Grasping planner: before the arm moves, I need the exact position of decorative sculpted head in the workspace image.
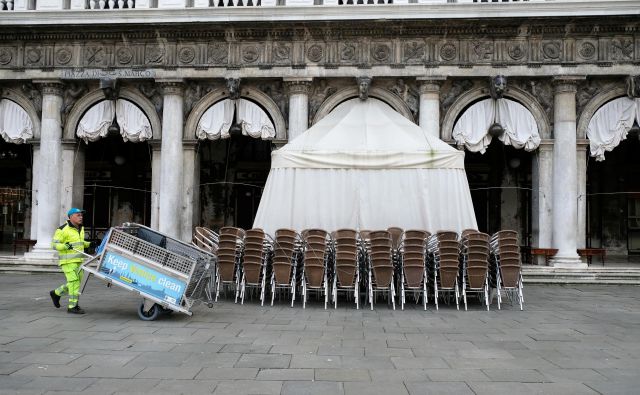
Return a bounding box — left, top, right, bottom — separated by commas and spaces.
356, 76, 371, 101
226, 78, 241, 100
490, 75, 507, 99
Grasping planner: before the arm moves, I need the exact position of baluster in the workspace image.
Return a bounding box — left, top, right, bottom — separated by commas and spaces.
90, 0, 96, 7
1, 0, 7, 10
108, 0, 115, 7
7, 0, 14, 10
99, 0, 105, 8
118, 0, 124, 7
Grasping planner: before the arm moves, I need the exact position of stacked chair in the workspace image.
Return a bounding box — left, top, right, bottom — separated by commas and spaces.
215, 227, 245, 303
490, 230, 524, 310
270, 229, 302, 306
331, 229, 361, 309
301, 229, 331, 309
367, 230, 396, 310
398, 230, 430, 310
239, 228, 273, 306
429, 231, 461, 310
460, 230, 491, 311
192, 226, 219, 254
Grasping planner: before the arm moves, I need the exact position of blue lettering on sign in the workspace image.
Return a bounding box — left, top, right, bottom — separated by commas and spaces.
100, 251, 186, 306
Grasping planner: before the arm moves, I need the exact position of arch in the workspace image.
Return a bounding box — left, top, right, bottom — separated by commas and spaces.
0, 88, 41, 141
185, 86, 287, 141
313, 86, 414, 125
577, 86, 627, 140
442, 86, 551, 141
64, 87, 161, 141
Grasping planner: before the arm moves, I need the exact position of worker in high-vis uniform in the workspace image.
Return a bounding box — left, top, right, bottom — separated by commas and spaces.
49, 208, 91, 314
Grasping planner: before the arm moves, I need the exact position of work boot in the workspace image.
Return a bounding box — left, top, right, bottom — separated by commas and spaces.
67, 306, 86, 314
49, 290, 61, 308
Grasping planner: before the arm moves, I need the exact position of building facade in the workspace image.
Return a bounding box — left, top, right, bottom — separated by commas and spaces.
0, 0, 639, 267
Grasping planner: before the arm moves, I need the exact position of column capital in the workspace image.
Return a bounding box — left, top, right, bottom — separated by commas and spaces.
35, 80, 64, 97
552, 76, 585, 94
157, 80, 185, 96
284, 78, 313, 95
417, 76, 446, 93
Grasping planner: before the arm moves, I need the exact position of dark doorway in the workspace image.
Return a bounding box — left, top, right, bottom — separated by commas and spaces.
0, 140, 32, 252
82, 136, 152, 241
199, 134, 272, 231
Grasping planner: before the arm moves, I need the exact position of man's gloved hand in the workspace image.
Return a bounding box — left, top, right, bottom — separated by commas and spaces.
65, 242, 73, 250
90, 240, 99, 249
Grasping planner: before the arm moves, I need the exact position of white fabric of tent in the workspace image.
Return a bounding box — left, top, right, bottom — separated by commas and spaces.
253, 98, 478, 236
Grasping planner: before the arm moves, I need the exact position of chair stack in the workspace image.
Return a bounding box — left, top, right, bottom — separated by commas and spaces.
239, 228, 272, 306
301, 229, 331, 309
399, 230, 430, 310
429, 231, 461, 310
215, 227, 245, 303
331, 229, 361, 309
270, 229, 301, 307
192, 226, 219, 255
460, 230, 491, 311
490, 230, 524, 310
367, 230, 395, 310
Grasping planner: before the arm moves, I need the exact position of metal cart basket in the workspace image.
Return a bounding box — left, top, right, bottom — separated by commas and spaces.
81, 223, 216, 320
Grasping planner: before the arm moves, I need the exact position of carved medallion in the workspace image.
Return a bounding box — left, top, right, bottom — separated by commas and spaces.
610, 38, 633, 60
178, 46, 196, 64
84, 45, 105, 66
439, 43, 457, 61
542, 41, 561, 60
340, 42, 357, 62
403, 42, 425, 62
145, 45, 165, 64
578, 42, 596, 60
507, 42, 526, 61
207, 43, 228, 64
273, 43, 291, 62
307, 44, 323, 62
116, 47, 133, 65
242, 45, 260, 63
55, 48, 72, 65
371, 43, 391, 62
25, 47, 42, 66
0, 48, 13, 65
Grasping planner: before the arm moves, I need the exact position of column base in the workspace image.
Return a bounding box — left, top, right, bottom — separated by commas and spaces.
550, 255, 588, 269
24, 247, 58, 266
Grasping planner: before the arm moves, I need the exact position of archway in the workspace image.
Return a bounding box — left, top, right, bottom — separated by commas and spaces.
71, 94, 155, 240
194, 96, 277, 231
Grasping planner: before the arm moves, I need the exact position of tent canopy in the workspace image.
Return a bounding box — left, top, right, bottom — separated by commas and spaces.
253, 98, 477, 235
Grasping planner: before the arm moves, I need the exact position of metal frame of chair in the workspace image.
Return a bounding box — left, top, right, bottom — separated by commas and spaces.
398, 230, 430, 310
239, 228, 273, 306
429, 231, 461, 310
270, 229, 302, 307
366, 230, 396, 310
331, 229, 361, 310
460, 231, 490, 311
490, 230, 524, 310
215, 227, 245, 303
301, 229, 331, 309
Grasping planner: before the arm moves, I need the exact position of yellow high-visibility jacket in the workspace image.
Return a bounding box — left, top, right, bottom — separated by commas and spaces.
51, 221, 90, 266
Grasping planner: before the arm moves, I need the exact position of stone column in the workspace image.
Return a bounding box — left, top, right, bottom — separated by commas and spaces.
180, 140, 198, 243
28, 142, 40, 240
550, 77, 585, 268
417, 77, 445, 138
60, 140, 85, 224
25, 82, 64, 262
149, 140, 162, 231
284, 78, 312, 142
531, 140, 554, 265
158, 81, 185, 239
576, 138, 589, 250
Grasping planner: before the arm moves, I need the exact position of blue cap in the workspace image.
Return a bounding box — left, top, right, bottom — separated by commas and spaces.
67, 208, 86, 217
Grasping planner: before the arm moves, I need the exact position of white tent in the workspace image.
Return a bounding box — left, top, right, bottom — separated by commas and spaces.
253, 98, 477, 235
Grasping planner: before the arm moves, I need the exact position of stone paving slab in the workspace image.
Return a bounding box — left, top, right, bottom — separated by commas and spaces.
1, 274, 640, 394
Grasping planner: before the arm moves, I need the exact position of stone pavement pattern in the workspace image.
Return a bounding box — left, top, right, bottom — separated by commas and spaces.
0, 274, 639, 395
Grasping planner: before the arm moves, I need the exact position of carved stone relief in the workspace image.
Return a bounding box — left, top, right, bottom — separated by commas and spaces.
226, 78, 241, 100
339, 42, 358, 63
0, 47, 15, 66
308, 79, 337, 124
241, 44, 261, 64
441, 79, 474, 118
385, 78, 418, 119
137, 82, 163, 116
24, 46, 44, 67
576, 79, 611, 120
402, 41, 426, 64
541, 40, 562, 61
257, 81, 287, 124
439, 42, 457, 62
610, 38, 634, 61
306, 43, 324, 63
471, 40, 494, 62
273, 42, 292, 63
207, 43, 229, 65
115, 46, 134, 65
20, 83, 42, 116
577, 40, 597, 61
184, 80, 215, 118
371, 43, 392, 63
145, 44, 166, 64
62, 82, 88, 125
84, 45, 108, 67
178, 46, 197, 65
356, 76, 371, 101
512, 79, 553, 124
507, 42, 527, 62
627, 75, 640, 98
55, 47, 73, 66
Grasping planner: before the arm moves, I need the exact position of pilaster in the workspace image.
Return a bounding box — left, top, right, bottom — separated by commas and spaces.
284, 78, 312, 142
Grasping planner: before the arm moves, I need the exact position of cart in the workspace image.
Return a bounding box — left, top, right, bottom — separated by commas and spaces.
80, 223, 216, 321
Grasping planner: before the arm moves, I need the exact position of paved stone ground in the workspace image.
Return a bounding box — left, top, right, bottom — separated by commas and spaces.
0, 274, 639, 395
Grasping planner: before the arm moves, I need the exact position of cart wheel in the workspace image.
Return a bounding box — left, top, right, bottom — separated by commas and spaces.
137, 303, 160, 321
159, 306, 173, 315
207, 303, 214, 308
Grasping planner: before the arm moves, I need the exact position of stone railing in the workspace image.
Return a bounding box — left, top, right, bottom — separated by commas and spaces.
0, 0, 556, 10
